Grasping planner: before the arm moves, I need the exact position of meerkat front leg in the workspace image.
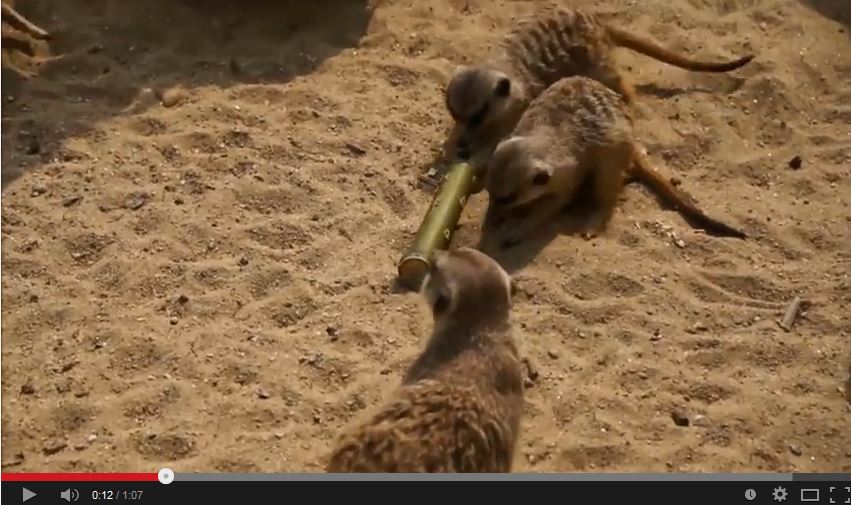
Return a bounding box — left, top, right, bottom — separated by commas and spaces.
495, 194, 569, 249
582, 142, 631, 239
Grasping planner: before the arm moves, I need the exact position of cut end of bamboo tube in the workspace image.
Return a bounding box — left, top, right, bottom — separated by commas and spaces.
397, 252, 430, 292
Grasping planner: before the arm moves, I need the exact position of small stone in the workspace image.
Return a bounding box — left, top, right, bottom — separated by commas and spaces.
169, 316, 179, 325
174, 197, 184, 205
257, 388, 271, 400
547, 349, 559, 359
650, 329, 663, 342
238, 256, 249, 266
788, 155, 803, 170
344, 142, 367, 156
176, 294, 189, 304
31, 186, 47, 197
522, 357, 539, 387
87, 434, 98, 443
62, 195, 82, 207
692, 414, 710, 427
124, 191, 149, 210
326, 326, 338, 339
43, 441, 68, 455
671, 411, 690, 427
25, 136, 40, 155
20, 382, 35, 395
160, 87, 188, 108
675, 239, 686, 248
789, 444, 802, 456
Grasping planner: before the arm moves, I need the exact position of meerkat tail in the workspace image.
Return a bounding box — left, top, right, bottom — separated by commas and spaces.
1, 3, 50, 40
630, 148, 747, 239
605, 26, 753, 73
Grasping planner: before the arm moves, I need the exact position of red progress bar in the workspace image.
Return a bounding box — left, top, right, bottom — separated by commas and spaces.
2, 473, 159, 482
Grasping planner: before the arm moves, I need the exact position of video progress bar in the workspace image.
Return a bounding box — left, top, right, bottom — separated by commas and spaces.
171, 473, 849, 482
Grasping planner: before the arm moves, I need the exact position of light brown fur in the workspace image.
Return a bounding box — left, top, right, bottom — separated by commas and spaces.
326, 247, 523, 473
444, 6, 754, 189
484, 76, 746, 247
1, 3, 50, 57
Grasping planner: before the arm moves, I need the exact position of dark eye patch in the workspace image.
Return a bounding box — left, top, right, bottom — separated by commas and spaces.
467, 103, 489, 128
494, 191, 518, 205
433, 293, 451, 315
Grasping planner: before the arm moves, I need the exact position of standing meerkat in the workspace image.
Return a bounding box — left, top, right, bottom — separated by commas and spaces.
326, 247, 524, 473
444, 6, 754, 187
483, 76, 746, 246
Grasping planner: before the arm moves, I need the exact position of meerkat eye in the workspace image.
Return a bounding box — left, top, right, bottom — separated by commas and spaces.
494, 77, 511, 97
532, 171, 550, 186
433, 293, 451, 315
467, 103, 490, 128
495, 191, 517, 205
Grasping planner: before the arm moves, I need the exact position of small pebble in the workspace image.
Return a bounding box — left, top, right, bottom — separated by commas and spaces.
169, 316, 179, 325
43, 441, 68, 455
238, 256, 249, 266
62, 195, 82, 207
671, 411, 690, 427
20, 383, 35, 395
692, 415, 710, 427
257, 388, 271, 400
547, 349, 559, 360
160, 87, 188, 108
788, 155, 803, 170
124, 191, 149, 210
176, 294, 189, 304
789, 444, 802, 456
31, 186, 47, 197
675, 239, 686, 248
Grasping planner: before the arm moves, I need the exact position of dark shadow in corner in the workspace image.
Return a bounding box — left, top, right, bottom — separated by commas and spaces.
476, 177, 600, 275
798, 0, 851, 32
1, 0, 373, 190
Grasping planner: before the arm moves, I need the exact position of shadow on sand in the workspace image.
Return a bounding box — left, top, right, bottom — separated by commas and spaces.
1, 0, 373, 190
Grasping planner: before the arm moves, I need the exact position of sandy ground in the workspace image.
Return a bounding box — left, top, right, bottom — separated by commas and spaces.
1, 0, 849, 473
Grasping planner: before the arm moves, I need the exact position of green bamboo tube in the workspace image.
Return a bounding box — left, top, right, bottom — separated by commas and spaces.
397, 161, 477, 290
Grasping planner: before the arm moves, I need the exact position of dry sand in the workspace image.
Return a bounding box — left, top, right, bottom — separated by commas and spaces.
1, 0, 849, 473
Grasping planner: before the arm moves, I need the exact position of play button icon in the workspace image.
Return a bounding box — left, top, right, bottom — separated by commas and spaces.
22, 487, 36, 502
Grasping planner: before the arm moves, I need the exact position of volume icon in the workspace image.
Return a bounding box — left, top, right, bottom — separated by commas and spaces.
60, 488, 80, 502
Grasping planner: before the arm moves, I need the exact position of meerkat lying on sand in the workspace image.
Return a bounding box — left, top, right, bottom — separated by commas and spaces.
483, 76, 746, 247
444, 6, 753, 189
326, 247, 524, 473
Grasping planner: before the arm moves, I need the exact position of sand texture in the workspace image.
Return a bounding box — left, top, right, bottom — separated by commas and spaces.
1, 0, 849, 472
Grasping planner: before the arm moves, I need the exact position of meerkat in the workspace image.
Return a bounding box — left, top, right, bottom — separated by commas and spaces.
326, 247, 523, 473
483, 76, 746, 246
444, 6, 754, 187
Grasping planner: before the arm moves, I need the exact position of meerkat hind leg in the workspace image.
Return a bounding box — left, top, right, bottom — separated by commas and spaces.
590, 63, 636, 104
583, 143, 631, 239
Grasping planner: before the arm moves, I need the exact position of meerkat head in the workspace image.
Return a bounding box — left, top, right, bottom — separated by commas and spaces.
420, 247, 513, 330
446, 66, 519, 149
486, 135, 562, 209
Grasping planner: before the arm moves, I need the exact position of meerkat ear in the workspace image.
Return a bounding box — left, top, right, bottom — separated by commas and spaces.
494, 77, 511, 97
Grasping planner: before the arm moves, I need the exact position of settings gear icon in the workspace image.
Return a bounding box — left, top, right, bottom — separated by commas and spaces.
772, 486, 788, 502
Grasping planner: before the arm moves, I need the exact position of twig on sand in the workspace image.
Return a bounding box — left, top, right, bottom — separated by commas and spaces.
778, 296, 803, 332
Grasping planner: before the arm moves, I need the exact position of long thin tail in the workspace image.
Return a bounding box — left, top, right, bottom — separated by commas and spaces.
630, 148, 747, 239
606, 25, 753, 73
